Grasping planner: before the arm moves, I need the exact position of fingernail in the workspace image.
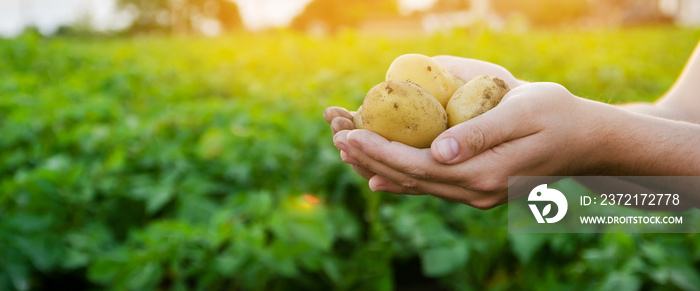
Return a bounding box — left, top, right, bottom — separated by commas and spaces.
370, 182, 386, 192
436, 138, 459, 161
372, 186, 386, 192
369, 176, 386, 192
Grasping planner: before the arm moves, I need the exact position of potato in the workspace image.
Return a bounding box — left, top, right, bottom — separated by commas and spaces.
353, 106, 364, 129
361, 80, 448, 148
446, 75, 509, 127
385, 54, 455, 107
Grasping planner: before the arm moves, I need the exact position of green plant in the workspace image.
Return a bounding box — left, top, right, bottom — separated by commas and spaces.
1, 27, 699, 290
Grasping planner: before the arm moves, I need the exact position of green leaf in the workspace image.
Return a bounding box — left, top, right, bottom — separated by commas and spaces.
669, 265, 700, 291
215, 254, 245, 276
3, 262, 30, 291
601, 272, 641, 291
88, 250, 129, 284
420, 239, 469, 277
330, 206, 360, 241
196, 128, 227, 160
62, 249, 91, 270
126, 262, 162, 290
146, 186, 173, 214
281, 217, 333, 250
322, 258, 342, 285
13, 236, 59, 272
509, 233, 547, 264
270, 206, 335, 251
641, 242, 668, 265
5, 214, 52, 232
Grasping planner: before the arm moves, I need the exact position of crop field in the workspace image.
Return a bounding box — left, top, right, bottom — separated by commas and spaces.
1, 27, 700, 290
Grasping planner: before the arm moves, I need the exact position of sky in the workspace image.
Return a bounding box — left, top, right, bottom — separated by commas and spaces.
0, 0, 437, 37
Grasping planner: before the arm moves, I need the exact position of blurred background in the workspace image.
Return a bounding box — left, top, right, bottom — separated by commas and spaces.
1, 0, 700, 290
2, 0, 700, 36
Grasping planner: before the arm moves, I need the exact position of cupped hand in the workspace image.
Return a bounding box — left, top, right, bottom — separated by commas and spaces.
323, 56, 526, 131
323, 106, 376, 179
323, 56, 528, 182
331, 82, 615, 209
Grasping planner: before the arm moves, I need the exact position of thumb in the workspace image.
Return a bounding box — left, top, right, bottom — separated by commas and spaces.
430, 96, 535, 164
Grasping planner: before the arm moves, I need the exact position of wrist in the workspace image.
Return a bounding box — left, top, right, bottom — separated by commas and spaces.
575, 100, 626, 175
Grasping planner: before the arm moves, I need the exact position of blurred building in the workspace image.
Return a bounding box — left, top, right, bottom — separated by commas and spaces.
352, 0, 700, 35
584, 0, 700, 27
660, 0, 700, 26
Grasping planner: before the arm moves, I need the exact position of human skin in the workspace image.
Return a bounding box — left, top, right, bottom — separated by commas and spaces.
619, 41, 700, 123
324, 45, 700, 209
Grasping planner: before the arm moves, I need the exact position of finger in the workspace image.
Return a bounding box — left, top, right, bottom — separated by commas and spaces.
331, 116, 354, 135
340, 150, 359, 165
341, 132, 507, 209
333, 130, 351, 151
340, 119, 510, 192
341, 132, 432, 195
340, 150, 375, 179
368, 175, 506, 210
352, 165, 375, 180
430, 92, 540, 164
339, 109, 522, 195
324, 107, 353, 124
344, 129, 464, 183
368, 175, 423, 195
342, 131, 484, 203
448, 128, 560, 194
336, 131, 375, 179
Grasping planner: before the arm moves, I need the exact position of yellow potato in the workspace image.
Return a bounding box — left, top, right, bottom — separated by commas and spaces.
361, 80, 448, 148
446, 75, 509, 127
353, 106, 364, 129
385, 54, 455, 107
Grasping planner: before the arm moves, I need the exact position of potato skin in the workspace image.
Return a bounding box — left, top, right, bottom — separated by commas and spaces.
385, 54, 455, 108
446, 75, 509, 127
361, 80, 448, 148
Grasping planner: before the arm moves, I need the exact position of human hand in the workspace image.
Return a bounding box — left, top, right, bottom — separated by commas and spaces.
323, 56, 527, 180
323, 106, 377, 179
323, 56, 526, 133
332, 82, 616, 209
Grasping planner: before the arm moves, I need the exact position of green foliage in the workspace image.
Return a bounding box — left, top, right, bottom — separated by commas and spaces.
1, 27, 699, 290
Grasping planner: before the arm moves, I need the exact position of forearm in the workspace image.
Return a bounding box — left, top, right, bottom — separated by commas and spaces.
620, 41, 700, 123
598, 106, 700, 176
618, 102, 696, 123
656, 40, 700, 121
578, 101, 700, 208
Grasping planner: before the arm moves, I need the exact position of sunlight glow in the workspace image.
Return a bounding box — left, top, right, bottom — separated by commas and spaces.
234, 0, 435, 30
234, 0, 311, 30
400, 0, 437, 14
